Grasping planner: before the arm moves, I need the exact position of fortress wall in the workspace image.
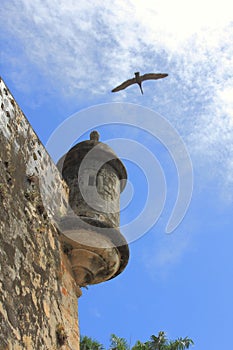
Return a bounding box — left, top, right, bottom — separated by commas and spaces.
0, 78, 80, 350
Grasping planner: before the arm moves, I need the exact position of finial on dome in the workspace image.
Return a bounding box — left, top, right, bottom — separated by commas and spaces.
90, 130, 100, 141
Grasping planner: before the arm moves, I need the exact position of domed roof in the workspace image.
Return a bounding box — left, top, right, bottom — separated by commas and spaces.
57, 131, 127, 191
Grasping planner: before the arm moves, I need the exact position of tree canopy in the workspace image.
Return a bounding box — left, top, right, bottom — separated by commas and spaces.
80, 332, 194, 350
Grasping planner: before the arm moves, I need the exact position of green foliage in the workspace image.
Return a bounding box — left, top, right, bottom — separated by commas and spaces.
131, 340, 149, 350
80, 335, 104, 350
80, 332, 194, 350
148, 331, 167, 349
167, 337, 194, 350
110, 334, 130, 350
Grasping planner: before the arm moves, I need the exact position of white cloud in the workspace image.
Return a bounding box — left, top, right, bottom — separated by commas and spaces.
2, 0, 232, 91
1, 0, 233, 190
142, 228, 192, 279
2, 1, 233, 275
89, 306, 101, 318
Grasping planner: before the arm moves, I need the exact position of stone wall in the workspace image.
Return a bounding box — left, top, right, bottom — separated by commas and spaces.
0, 78, 80, 349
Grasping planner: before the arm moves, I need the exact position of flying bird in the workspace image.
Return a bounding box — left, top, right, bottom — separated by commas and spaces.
111, 71, 168, 94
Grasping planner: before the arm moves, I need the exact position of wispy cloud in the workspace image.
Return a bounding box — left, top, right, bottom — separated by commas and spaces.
142, 228, 192, 279
2, 0, 232, 96
89, 306, 101, 319
1, 0, 233, 191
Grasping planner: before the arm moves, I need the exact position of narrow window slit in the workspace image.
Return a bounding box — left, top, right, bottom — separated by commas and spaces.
88, 175, 95, 186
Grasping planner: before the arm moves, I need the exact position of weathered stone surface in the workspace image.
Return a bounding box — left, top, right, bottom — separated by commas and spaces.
0, 78, 80, 349
57, 132, 129, 287
57, 137, 127, 228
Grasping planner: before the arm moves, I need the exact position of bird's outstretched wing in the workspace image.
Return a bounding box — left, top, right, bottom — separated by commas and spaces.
112, 77, 137, 92
140, 73, 168, 81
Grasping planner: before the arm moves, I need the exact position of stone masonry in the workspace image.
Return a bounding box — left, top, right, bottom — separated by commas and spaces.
0, 77, 80, 350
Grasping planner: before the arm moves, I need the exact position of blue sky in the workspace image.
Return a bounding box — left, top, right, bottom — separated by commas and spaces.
1, 1, 233, 349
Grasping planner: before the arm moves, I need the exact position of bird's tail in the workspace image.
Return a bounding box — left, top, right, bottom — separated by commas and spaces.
139, 83, 143, 94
